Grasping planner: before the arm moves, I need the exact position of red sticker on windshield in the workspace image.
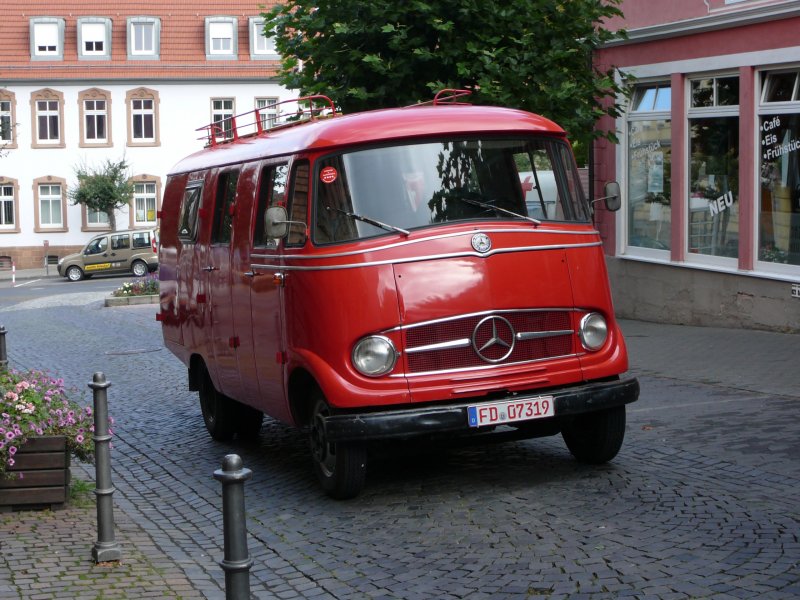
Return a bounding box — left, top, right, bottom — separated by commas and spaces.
320, 166, 338, 184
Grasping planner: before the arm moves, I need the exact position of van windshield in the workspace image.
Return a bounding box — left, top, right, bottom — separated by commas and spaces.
313, 136, 588, 244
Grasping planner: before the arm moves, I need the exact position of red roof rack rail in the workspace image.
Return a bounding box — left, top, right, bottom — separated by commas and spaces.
196, 94, 338, 147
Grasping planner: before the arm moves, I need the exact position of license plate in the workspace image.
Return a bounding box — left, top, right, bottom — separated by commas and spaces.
467, 396, 555, 428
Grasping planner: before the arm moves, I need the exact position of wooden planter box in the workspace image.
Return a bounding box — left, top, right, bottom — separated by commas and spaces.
0, 436, 70, 512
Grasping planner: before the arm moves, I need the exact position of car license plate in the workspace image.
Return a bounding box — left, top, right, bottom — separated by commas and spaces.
467, 396, 555, 428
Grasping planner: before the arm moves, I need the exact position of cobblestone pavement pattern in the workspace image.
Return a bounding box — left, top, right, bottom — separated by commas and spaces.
0, 286, 798, 599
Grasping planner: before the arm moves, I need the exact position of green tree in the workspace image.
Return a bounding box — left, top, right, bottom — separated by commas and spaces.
264, 0, 630, 162
69, 158, 134, 232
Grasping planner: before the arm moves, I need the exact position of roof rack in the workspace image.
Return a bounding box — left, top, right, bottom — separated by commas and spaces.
197, 94, 338, 147
410, 88, 473, 108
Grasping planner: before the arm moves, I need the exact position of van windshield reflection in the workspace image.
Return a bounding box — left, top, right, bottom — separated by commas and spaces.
313, 137, 587, 244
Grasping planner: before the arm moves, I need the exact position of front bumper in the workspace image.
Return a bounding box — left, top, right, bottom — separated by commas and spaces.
321, 377, 639, 443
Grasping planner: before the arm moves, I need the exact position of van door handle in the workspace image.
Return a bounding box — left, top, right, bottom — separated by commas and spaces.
202, 266, 218, 272
244, 271, 260, 278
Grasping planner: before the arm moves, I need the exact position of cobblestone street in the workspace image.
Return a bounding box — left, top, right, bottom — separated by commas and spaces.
0, 291, 798, 599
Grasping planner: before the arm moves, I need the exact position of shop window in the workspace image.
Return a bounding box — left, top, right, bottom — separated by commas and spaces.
758, 70, 800, 267
127, 17, 160, 59
688, 75, 740, 259
627, 84, 672, 251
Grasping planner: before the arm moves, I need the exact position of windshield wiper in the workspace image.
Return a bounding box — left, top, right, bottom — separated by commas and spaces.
325, 205, 410, 236
454, 195, 541, 226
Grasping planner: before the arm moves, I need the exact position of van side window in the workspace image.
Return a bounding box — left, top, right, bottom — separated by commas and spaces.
111, 234, 130, 250
211, 170, 239, 244
132, 231, 151, 248
286, 160, 309, 246
253, 163, 289, 248
178, 184, 202, 242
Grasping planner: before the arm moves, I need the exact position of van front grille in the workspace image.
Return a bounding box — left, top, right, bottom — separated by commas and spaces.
403, 310, 575, 374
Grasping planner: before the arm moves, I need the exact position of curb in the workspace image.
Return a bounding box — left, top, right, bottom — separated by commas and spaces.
104, 295, 159, 307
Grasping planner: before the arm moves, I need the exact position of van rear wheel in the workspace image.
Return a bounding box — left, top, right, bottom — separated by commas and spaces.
131, 260, 148, 277
309, 393, 366, 500
199, 370, 237, 441
561, 405, 626, 464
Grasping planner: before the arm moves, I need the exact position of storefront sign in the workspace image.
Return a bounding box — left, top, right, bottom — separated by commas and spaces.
709, 191, 734, 217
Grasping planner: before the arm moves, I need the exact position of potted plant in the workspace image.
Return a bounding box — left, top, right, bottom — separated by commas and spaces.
0, 369, 99, 510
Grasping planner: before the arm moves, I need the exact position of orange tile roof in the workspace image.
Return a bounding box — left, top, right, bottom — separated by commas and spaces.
1, 1, 283, 80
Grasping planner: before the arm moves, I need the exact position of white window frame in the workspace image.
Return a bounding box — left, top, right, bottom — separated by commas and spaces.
0, 184, 15, 229
131, 98, 155, 143
77, 18, 112, 60
255, 97, 280, 129
211, 98, 235, 141
83, 98, 108, 143
133, 181, 158, 226
0, 99, 13, 144
87, 207, 110, 226
249, 17, 278, 60
127, 17, 160, 60
30, 18, 65, 60
205, 17, 238, 60
38, 184, 63, 228
35, 99, 61, 144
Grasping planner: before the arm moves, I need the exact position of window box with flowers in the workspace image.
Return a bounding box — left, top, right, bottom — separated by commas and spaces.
0, 369, 97, 511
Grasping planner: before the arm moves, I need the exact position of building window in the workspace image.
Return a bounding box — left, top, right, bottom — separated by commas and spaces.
0, 92, 17, 148
212, 98, 235, 141
30, 18, 64, 60
255, 97, 279, 130
78, 89, 112, 147
126, 88, 160, 146
132, 178, 159, 227
30, 89, 65, 148
688, 76, 740, 260
0, 179, 19, 232
758, 70, 800, 267
33, 177, 67, 232
249, 17, 278, 59
87, 208, 110, 226
627, 83, 672, 252
78, 18, 112, 60
127, 17, 160, 59
205, 17, 238, 59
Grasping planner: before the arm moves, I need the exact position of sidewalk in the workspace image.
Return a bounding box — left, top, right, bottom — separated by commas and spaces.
0, 267, 59, 282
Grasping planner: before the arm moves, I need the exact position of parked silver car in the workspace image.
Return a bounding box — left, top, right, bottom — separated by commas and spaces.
57, 228, 159, 282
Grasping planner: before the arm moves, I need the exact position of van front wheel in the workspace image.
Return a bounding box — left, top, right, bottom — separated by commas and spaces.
309, 394, 366, 500
66, 266, 84, 282
199, 370, 237, 441
561, 405, 626, 464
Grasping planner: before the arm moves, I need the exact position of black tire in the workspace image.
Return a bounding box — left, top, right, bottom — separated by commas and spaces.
198, 369, 237, 441
561, 405, 626, 464
131, 260, 148, 277
234, 403, 264, 440
66, 266, 84, 282
308, 393, 366, 500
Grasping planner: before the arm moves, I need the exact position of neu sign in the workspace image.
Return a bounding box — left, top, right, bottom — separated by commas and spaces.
709, 191, 734, 216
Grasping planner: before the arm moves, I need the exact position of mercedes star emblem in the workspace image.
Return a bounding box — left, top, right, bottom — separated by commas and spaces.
472, 315, 515, 363
471, 233, 492, 254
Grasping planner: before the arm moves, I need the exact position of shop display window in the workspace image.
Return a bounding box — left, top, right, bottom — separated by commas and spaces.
759, 70, 800, 266
627, 84, 671, 251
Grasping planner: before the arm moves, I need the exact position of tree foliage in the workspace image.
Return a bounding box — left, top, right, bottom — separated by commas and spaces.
69, 158, 134, 231
264, 0, 630, 158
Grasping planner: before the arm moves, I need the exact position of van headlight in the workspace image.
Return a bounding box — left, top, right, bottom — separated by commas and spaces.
579, 313, 608, 351
352, 335, 398, 377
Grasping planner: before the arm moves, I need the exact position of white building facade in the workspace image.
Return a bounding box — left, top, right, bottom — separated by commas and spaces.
1, 2, 289, 269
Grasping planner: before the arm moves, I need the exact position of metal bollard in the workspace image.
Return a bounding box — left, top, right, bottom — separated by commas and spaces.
89, 372, 122, 563
0, 325, 7, 370
213, 454, 253, 600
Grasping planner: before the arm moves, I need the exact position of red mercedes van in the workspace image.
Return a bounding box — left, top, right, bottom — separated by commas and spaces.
159, 92, 638, 498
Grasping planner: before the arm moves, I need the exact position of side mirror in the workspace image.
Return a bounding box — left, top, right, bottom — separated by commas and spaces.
603, 181, 621, 212
265, 206, 290, 239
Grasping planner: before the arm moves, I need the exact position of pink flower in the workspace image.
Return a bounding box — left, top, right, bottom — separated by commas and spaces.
7, 458, 14, 467
76, 434, 84, 444
8, 446, 17, 456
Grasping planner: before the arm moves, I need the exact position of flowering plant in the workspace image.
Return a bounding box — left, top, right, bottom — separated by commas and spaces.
0, 369, 97, 479
112, 272, 159, 297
